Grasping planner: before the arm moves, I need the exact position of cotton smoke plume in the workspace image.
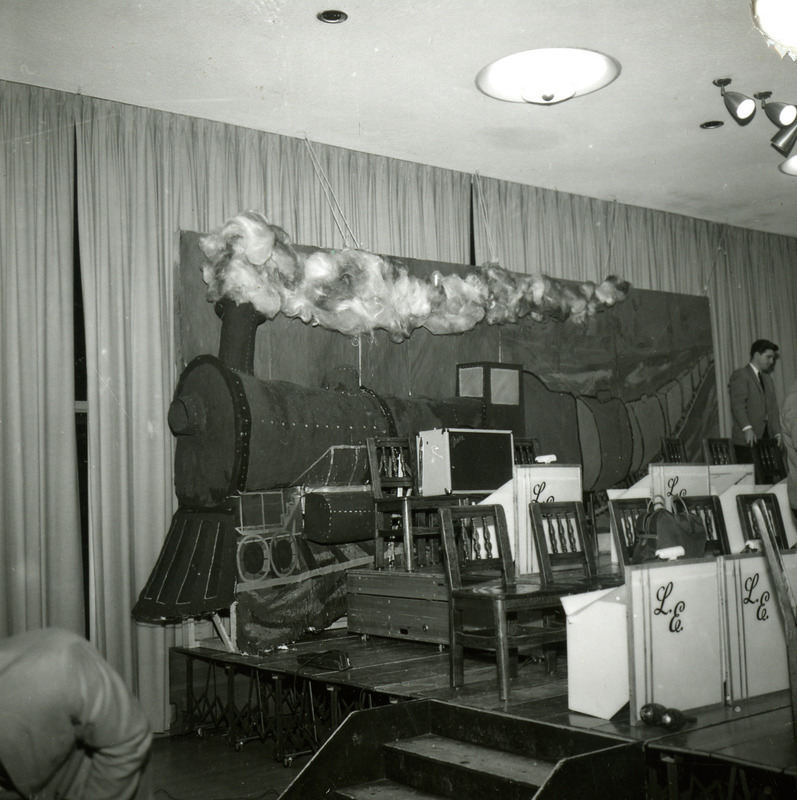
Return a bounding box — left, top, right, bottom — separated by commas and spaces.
199, 211, 630, 342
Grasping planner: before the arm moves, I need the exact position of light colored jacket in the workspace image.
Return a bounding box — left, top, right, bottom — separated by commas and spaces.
0, 629, 152, 800
781, 380, 797, 510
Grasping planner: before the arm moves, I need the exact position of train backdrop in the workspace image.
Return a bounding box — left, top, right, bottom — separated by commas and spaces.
133, 214, 718, 655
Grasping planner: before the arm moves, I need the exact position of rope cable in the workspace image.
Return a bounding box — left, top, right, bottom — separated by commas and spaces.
473, 172, 498, 265
303, 137, 361, 249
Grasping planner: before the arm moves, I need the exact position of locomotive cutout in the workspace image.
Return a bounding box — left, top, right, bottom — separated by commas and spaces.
134, 214, 717, 656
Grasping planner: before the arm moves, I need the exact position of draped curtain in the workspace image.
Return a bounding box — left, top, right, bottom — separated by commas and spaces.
2, 79, 796, 732
72, 96, 470, 729
472, 175, 797, 435
0, 82, 84, 637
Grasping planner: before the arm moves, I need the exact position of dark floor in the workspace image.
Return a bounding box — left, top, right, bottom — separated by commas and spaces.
150, 730, 310, 800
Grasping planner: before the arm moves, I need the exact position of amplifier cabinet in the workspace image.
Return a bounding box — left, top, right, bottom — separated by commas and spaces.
346, 569, 494, 644
417, 428, 513, 496
626, 559, 723, 724
347, 569, 451, 644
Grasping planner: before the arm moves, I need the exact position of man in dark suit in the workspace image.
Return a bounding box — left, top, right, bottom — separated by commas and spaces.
728, 338, 782, 463
0, 628, 152, 800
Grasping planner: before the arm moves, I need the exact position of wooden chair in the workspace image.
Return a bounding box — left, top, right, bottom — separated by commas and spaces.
366, 436, 460, 571
438, 504, 566, 701
678, 495, 730, 557
752, 438, 787, 485
703, 437, 735, 466
736, 493, 789, 550
607, 497, 650, 576
529, 500, 621, 590
660, 436, 687, 463
513, 437, 538, 465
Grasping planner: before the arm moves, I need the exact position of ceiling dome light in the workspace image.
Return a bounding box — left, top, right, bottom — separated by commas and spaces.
753, 0, 797, 60
476, 48, 620, 105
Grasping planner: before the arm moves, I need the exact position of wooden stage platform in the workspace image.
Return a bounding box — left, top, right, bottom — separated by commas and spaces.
169, 627, 797, 799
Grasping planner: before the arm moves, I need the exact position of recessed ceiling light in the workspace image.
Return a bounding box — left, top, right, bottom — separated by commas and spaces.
317, 10, 347, 24
476, 48, 621, 105
700, 120, 725, 129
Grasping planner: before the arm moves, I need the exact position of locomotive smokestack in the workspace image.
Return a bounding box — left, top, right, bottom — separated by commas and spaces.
215, 298, 266, 375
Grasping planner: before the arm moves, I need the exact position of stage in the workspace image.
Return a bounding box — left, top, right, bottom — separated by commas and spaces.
169, 625, 797, 799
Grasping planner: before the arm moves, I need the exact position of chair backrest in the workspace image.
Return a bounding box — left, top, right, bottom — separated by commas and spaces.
752, 438, 787, 484
703, 437, 735, 466
513, 438, 538, 465
366, 437, 415, 500
438, 504, 514, 591
736, 493, 788, 549
678, 494, 730, 556
529, 501, 597, 588
661, 436, 687, 463
607, 497, 650, 570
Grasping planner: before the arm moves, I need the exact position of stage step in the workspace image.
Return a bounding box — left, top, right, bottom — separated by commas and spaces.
383, 733, 554, 799
279, 698, 644, 800
335, 778, 444, 799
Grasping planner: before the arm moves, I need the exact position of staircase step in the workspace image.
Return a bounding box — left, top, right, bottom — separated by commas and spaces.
384, 733, 555, 799
335, 778, 446, 799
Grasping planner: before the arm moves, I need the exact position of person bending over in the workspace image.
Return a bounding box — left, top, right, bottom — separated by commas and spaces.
0, 628, 152, 799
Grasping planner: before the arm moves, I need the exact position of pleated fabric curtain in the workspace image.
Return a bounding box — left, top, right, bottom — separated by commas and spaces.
8, 79, 796, 732
471, 174, 797, 436
0, 82, 84, 637
73, 97, 471, 730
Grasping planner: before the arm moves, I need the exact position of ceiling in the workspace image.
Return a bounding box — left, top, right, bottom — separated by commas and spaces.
4, 0, 797, 237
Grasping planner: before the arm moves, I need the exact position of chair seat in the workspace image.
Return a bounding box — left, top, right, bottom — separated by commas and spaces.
458, 624, 566, 649
374, 494, 463, 512
452, 581, 562, 600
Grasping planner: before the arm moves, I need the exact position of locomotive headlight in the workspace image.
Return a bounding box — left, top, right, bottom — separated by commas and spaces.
168, 394, 207, 435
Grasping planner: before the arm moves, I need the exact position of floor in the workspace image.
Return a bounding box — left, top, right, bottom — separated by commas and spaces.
150, 730, 309, 800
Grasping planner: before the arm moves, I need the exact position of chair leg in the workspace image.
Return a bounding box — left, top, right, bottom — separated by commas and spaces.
509, 647, 519, 679
544, 647, 558, 674
493, 597, 511, 701
449, 604, 464, 688
374, 514, 385, 569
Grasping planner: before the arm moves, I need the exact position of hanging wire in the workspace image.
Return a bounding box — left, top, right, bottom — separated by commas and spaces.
303, 137, 362, 249
602, 199, 618, 279
473, 172, 498, 265
702, 226, 728, 295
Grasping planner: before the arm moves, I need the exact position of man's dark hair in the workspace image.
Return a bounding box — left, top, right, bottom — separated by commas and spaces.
750, 339, 779, 358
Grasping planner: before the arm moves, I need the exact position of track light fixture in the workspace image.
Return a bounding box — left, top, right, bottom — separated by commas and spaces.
754, 90, 797, 127
706, 77, 797, 176
714, 78, 756, 124
771, 119, 797, 155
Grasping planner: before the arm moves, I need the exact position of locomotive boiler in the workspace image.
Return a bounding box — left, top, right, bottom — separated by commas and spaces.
133, 299, 516, 649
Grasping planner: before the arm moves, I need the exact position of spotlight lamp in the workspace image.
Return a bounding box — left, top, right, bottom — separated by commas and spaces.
714, 78, 756, 124
779, 152, 797, 175
771, 118, 797, 155
754, 90, 797, 127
